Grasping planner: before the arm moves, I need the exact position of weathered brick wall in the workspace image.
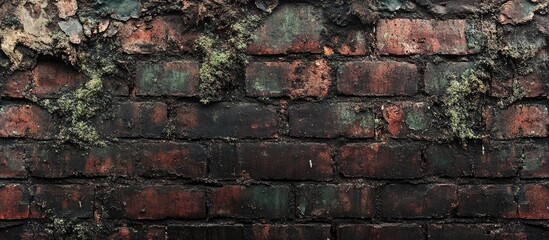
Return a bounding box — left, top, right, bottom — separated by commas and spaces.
1, 0, 549, 239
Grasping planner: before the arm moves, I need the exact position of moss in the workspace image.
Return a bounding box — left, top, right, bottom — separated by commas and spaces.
44, 218, 95, 240
442, 69, 487, 143
497, 79, 526, 108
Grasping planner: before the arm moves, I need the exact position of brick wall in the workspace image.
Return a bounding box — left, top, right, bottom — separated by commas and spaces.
1, 0, 549, 239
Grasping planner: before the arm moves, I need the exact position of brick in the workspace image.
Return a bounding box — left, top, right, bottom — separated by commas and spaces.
137, 142, 207, 178
382, 102, 443, 139
519, 184, 549, 219
339, 143, 423, 179
30, 185, 94, 218
247, 4, 324, 55
338, 224, 424, 240
424, 62, 474, 95
0, 105, 55, 139
175, 103, 277, 139
331, 30, 367, 55
484, 104, 548, 139
29, 144, 134, 178
425, 144, 474, 177
524, 225, 549, 239
252, 224, 331, 240
428, 224, 505, 240
474, 143, 520, 178
95, 102, 168, 138
104, 186, 205, 220
499, 0, 539, 25
382, 184, 457, 218
337, 61, 418, 96
210, 142, 332, 181
376, 19, 471, 55
521, 143, 549, 178
30, 61, 86, 97
104, 225, 165, 240
245, 59, 331, 98
0, 184, 30, 220
211, 185, 291, 219
289, 103, 375, 138
457, 185, 518, 218
0, 225, 26, 240
1, 70, 31, 98
0, 145, 27, 178
415, 0, 496, 14
167, 225, 244, 240
119, 15, 198, 54
491, 73, 549, 99
135, 61, 199, 96
296, 184, 375, 218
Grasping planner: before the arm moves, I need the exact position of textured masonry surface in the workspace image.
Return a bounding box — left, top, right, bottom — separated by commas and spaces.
1, 0, 549, 239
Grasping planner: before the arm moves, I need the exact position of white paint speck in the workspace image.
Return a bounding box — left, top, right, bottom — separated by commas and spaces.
309, 160, 313, 168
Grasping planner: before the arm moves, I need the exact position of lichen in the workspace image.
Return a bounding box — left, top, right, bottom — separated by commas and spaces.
442, 69, 487, 143
497, 78, 526, 108
44, 218, 95, 240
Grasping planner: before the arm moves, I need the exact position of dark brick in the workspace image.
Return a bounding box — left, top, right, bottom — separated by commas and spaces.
337, 61, 418, 96
95, 102, 168, 138
0, 105, 55, 139
137, 142, 207, 178
104, 186, 205, 220
30, 185, 94, 218
167, 225, 244, 240
1, 70, 31, 98
484, 104, 549, 139
245, 60, 331, 98
0, 224, 26, 240
338, 224, 424, 240
382, 102, 444, 139
457, 185, 518, 218
30, 144, 134, 178
211, 185, 291, 219
424, 62, 474, 95
289, 103, 375, 138
499, 0, 540, 24
0, 184, 30, 220
210, 142, 332, 181
519, 184, 549, 219
415, 0, 497, 14
0, 145, 27, 178
119, 15, 197, 54
135, 61, 199, 96
104, 225, 166, 240
425, 144, 474, 177
175, 103, 278, 139
339, 143, 423, 179
428, 224, 504, 240
473, 143, 520, 178
376, 19, 471, 55
296, 184, 375, 218
521, 143, 549, 179
331, 30, 367, 55
382, 184, 458, 218
30, 61, 86, 97
252, 224, 331, 240
247, 4, 324, 55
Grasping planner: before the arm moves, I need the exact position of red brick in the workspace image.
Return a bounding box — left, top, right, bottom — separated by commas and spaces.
491, 70, 549, 98
175, 103, 277, 139
424, 62, 474, 95
245, 59, 331, 98
289, 103, 375, 138
376, 19, 471, 55
1, 71, 31, 98
104, 225, 166, 240
457, 185, 518, 218
104, 186, 205, 220
137, 142, 207, 178
211, 185, 291, 219
382, 184, 458, 218
247, 4, 324, 55
30, 61, 86, 97
210, 142, 332, 181
95, 102, 168, 138
0, 105, 55, 139
339, 143, 423, 179
499, 0, 539, 25
338, 224, 424, 240
0, 184, 30, 220
521, 143, 549, 178
30, 185, 94, 218
382, 102, 443, 139
119, 15, 198, 54
428, 224, 509, 240
252, 224, 331, 240
135, 60, 200, 96
484, 104, 548, 139
474, 143, 520, 178
0, 145, 27, 178
297, 184, 375, 218
519, 184, 549, 219
29, 144, 134, 178
424, 144, 475, 177
331, 30, 367, 55
167, 225, 244, 240
338, 61, 418, 96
